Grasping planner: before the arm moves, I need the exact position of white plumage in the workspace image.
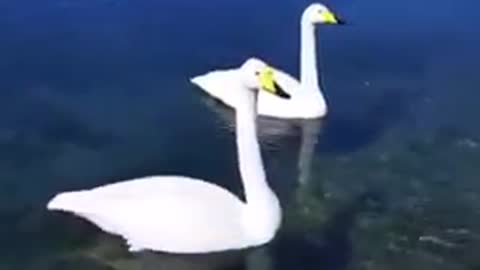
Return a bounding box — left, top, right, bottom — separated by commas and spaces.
47, 58, 284, 254
191, 3, 343, 119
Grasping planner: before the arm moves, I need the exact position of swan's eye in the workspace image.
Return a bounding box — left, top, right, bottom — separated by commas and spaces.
255, 71, 260, 76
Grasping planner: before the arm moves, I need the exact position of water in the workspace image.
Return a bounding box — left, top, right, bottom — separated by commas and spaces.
1, 0, 480, 269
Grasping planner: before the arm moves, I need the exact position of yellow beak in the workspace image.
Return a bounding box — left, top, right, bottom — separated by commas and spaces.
258, 66, 276, 94
257, 66, 291, 99
322, 11, 338, 24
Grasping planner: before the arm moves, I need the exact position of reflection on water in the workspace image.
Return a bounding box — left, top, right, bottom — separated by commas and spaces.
30, 176, 381, 270
200, 93, 324, 200
273, 190, 384, 270
62, 234, 251, 270
199, 88, 480, 270
35, 187, 382, 270
297, 120, 322, 185
197, 95, 381, 270
3, 80, 479, 270
1, 0, 480, 269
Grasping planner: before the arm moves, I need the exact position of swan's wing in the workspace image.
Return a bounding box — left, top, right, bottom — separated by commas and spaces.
256, 67, 302, 118
191, 69, 244, 109
47, 175, 248, 253
271, 67, 300, 94
190, 64, 301, 118
191, 64, 299, 108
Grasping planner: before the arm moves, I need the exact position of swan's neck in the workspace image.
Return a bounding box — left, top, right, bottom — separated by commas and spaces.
300, 21, 319, 92
235, 90, 272, 205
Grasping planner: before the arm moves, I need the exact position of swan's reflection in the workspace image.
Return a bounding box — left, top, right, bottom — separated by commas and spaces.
58, 191, 381, 270
59, 232, 270, 270
199, 93, 326, 217
297, 119, 322, 185
200, 94, 323, 187
195, 95, 384, 270
200, 94, 300, 141
49, 96, 382, 270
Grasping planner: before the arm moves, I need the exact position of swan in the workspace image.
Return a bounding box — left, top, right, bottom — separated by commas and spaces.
191, 3, 343, 119
46, 58, 288, 254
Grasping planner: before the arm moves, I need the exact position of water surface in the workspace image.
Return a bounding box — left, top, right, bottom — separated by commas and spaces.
1, 0, 480, 269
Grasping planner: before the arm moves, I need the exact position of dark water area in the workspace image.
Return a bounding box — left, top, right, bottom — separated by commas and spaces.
1, 0, 480, 269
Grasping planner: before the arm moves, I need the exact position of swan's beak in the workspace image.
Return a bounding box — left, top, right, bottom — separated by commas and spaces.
258, 67, 291, 99
322, 10, 345, 25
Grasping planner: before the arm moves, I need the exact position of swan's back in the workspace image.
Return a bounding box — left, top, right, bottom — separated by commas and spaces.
257, 67, 327, 118
47, 176, 250, 253
191, 69, 247, 109
257, 68, 300, 117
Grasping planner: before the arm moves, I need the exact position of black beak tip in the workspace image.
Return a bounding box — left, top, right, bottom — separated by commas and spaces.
274, 82, 291, 99
337, 18, 346, 25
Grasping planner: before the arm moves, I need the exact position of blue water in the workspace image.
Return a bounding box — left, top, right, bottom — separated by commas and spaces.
1, 0, 480, 269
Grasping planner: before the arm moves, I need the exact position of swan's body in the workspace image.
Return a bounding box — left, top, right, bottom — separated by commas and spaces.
47, 59, 285, 254
49, 176, 253, 252
191, 3, 342, 119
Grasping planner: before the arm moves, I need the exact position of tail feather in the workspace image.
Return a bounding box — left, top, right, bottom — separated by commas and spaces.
190, 75, 207, 89
47, 191, 121, 235
47, 191, 91, 213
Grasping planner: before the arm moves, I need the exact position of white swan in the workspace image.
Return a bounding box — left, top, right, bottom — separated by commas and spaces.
47, 58, 288, 254
191, 3, 343, 119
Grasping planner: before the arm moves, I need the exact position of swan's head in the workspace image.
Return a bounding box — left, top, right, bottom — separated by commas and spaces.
302, 3, 344, 25
240, 58, 290, 99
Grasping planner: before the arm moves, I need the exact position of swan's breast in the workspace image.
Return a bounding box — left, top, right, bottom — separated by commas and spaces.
242, 193, 282, 246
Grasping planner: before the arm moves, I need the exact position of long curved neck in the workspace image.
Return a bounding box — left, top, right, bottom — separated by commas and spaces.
235, 90, 271, 205
300, 20, 319, 92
